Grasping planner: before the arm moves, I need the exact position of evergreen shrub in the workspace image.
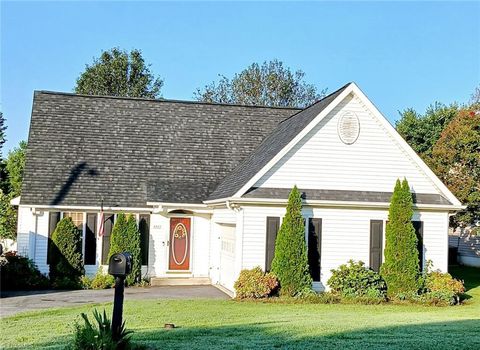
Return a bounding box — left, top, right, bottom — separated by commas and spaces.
380, 179, 420, 296
108, 214, 141, 285
271, 186, 312, 296
49, 217, 84, 288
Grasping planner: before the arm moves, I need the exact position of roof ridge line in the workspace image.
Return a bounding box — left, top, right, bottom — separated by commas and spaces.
34, 90, 303, 111
278, 82, 353, 124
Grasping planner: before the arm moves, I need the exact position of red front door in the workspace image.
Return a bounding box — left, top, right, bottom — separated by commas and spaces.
169, 218, 191, 270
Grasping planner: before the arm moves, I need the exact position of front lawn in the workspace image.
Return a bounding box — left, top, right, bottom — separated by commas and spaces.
1, 266, 479, 349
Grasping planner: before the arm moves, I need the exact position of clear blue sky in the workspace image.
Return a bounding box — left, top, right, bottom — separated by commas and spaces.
1, 1, 479, 154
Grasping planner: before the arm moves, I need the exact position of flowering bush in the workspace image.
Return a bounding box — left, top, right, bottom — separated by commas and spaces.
234, 267, 278, 299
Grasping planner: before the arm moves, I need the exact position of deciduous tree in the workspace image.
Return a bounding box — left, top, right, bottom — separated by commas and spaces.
75, 48, 163, 98
0, 112, 6, 157
0, 141, 27, 240
430, 108, 480, 226
195, 59, 325, 108
396, 103, 458, 159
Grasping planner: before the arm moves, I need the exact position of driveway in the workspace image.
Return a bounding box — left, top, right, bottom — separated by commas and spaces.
0, 285, 229, 317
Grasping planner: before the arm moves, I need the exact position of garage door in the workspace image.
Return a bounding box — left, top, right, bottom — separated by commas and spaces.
219, 224, 236, 291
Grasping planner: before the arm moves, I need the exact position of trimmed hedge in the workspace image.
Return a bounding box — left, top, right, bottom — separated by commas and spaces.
108, 213, 141, 285
380, 179, 420, 296
271, 186, 312, 296
234, 267, 278, 299
49, 217, 84, 288
328, 260, 387, 299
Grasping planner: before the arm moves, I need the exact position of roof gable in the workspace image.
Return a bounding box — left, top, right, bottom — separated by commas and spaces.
207, 83, 461, 207
207, 83, 351, 200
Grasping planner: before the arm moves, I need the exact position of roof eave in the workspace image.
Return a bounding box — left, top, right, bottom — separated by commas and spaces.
205, 197, 465, 211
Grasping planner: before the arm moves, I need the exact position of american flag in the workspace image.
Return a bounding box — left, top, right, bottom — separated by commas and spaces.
98, 199, 105, 236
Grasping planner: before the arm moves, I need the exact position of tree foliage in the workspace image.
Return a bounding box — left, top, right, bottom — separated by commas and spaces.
195, 59, 325, 108
271, 186, 312, 296
380, 179, 420, 296
396, 103, 458, 159
108, 213, 141, 285
0, 111, 6, 157
75, 48, 163, 98
49, 217, 84, 288
0, 141, 27, 240
3, 140, 27, 196
430, 108, 480, 225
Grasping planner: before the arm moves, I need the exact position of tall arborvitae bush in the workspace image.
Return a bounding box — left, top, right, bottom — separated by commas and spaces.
380, 179, 420, 296
108, 213, 141, 285
271, 186, 312, 296
49, 217, 84, 288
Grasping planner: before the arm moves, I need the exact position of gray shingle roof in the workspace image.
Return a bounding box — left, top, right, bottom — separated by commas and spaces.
242, 187, 452, 206
207, 83, 352, 200
21, 92, 299, 207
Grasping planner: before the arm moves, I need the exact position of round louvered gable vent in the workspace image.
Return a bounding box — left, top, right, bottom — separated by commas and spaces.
337, 111, 360, 144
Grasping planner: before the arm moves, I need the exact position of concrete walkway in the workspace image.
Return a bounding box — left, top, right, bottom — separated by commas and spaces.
0, 285, 229, 317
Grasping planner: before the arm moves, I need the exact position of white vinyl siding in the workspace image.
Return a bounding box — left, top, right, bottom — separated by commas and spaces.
241, 205, 449, 291
254, 94, 440, 195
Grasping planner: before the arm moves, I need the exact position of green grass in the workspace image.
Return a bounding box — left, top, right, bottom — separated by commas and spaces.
1, 266, 479, 349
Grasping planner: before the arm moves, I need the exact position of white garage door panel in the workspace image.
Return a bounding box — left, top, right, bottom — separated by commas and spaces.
219, 224, 236, 291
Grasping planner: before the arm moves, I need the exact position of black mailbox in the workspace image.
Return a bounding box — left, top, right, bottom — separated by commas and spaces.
108, 252, 132, 277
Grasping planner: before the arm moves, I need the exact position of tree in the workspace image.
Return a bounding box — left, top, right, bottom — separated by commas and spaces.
0, 112, 6, 157
430, 108, 480, 227
3, 141, 27, 196
75, 48, 163, 98
396, 103, 459, 160
271, 186, 312, 296
380, 179, 420, 296
108, 213, 141, 285
0, 141, 27, 240
194, 59, 325, 108
49, 217, 84, 288
470, 85, 480, 107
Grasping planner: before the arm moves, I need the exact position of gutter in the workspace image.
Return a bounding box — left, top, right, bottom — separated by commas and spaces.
205, 197, 466, 212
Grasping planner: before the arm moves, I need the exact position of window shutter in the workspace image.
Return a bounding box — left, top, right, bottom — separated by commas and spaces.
101, 214, 115, 265
369, 220, 383, 272
139, 214, 150, 266
413, 221, 424, 271
85, 213, 97, 265
308, 218, 322, 282
265, 217, 280, 272
47, 212, 61, 264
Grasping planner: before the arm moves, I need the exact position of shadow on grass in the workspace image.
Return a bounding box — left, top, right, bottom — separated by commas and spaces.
16, 319, 480, 350
449, 265, 480, 300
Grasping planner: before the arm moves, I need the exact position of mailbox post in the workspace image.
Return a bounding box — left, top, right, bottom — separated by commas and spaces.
108, 252, 132, 340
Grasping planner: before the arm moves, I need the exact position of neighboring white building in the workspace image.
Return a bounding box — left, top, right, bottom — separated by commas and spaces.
16, 83, 463, 295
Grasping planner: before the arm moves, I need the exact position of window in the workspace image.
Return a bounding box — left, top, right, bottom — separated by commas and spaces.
64, 212, 84, 230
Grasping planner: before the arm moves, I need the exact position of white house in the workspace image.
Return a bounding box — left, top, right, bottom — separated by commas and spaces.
16, 83, 463, 295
